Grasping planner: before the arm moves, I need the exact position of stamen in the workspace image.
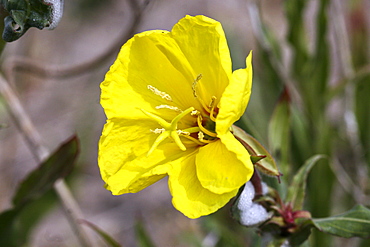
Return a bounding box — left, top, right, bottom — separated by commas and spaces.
198, 131, 205, 141
209, 96, 218, 122
191, 75, 213, 113
177, 130, 190, 135
209, 96, 217, 108
191, 110, 199, 116
150, 128, 165, 134
181, 134, 206, 145
147, 85, 173, 102
198, 136, 216, 144
156, 105, 182, 112
197, 115, 217, 137
192, 74, 203, 98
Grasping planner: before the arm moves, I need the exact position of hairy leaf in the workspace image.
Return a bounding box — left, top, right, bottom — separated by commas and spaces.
312, 205, 370, 238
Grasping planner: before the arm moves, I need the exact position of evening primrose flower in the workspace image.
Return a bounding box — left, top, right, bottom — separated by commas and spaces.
98, 15, 253, 219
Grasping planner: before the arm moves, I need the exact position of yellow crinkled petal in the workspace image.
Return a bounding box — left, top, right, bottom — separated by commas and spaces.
196, 132, 253, 194
216, 52, 253, 135
171, 15, 232, 103
101, 29, 202, 121
99, 119, 197, 195
168, 150, 238, 219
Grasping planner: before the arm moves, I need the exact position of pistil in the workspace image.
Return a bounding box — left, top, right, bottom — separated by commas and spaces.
141, 107, 195, 156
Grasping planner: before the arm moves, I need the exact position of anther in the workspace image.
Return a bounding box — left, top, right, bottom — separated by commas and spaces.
198, 131, 205, 141
177, 130, 190, 135
150, 128, 165, 134
156, 105, 182, 112
209, 96, 217, 108
192, 74, 203, 98
147, 85, 173, 101
191, 110, 200, 116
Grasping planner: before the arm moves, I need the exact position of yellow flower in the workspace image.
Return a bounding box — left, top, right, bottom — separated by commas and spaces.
98, 15, 253, 219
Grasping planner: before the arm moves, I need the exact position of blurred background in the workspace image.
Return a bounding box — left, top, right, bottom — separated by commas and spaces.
0, 0, 369, 246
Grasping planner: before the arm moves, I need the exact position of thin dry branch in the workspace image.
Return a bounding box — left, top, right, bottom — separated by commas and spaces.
2, 0, 148, 85
0, 73, 95, 247
0, 0, 150, 245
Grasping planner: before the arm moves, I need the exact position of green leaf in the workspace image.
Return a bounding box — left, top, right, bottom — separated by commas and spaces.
12, 135, 79, 208
135, 220, 156, 247
268, 88, 290, 178
1, 0, 64, 42
312, 205, 370, 238
355, 76, 370, 167
288, 221, 313, 246
285, 155, 326, 211
80, 220, 121, 247
0, 190, 57, 247
284, 0, 309, 77
0, 136, 77, 246
0, 209, 19, 247
232, 125, 280, 177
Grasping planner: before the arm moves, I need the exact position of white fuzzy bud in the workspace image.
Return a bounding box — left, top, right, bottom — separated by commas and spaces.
234, 182, 271, 227
44, 0, 64, 29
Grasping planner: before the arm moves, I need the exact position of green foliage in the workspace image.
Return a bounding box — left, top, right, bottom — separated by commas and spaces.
286, 155, 326, 211
12, 136, 78, 208
0, 136, 79, 247
0, 0, 63, 42
355, 76, 370, 166
135, 220, 156, 247
312, 205, 370, 238
81, 220, 121, 247
232, 125, 280, 177
268, 89, 291, 178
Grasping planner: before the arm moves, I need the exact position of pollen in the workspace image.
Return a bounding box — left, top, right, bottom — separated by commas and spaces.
177, 130, 190, 135
150, 128, 165, 134
147, 85, 173, 101
198, 131, 205, 141
191, 110, 200, 116
156, 105, 182, 112
192, 74, 203, 98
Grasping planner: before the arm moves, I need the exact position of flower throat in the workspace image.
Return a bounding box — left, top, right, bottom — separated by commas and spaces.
142, 75, 218, 156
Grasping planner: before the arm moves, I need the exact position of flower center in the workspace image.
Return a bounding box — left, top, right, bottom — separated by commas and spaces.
144, 82, 218, 156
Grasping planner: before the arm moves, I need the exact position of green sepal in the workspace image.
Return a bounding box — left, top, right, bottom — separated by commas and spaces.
251, 155, 266, 164
232, 125, 280, 177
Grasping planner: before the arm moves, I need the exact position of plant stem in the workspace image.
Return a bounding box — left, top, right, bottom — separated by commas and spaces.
0, 74, 95, 247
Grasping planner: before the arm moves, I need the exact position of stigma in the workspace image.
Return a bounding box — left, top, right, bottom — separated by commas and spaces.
141, 107, 195, 156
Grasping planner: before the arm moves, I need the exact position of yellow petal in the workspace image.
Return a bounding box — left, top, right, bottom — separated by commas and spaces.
99, 119, 197, 194
196, 132, 253, 194
216, 52, 253, 135
168, 150, 238, 218
171, 15, 232, 103
101, 29, 202, 121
